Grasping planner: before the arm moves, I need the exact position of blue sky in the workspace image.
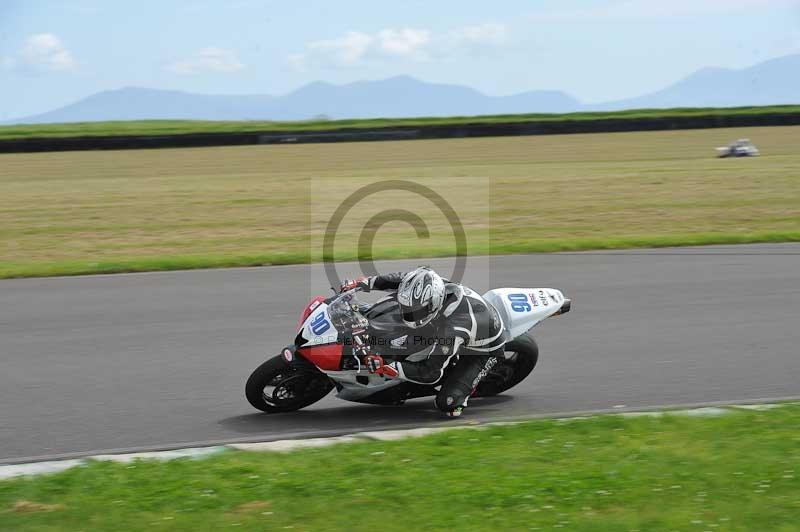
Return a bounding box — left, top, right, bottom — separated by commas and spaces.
1, 0, 798, 120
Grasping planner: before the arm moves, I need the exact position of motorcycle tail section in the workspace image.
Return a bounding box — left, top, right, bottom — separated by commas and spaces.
483, 288, 570, 340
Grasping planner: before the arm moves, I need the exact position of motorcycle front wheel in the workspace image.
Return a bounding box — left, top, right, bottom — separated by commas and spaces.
472, 334, 539, 397
245, 355, 334, 413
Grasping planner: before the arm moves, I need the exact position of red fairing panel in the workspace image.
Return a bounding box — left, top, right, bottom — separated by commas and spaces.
297, 344, 343, 371
297, 296, 327, 331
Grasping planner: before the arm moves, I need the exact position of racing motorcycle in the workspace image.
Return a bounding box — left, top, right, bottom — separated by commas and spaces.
246, 286, 571, 413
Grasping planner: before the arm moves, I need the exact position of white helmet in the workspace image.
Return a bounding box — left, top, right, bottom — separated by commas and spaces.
397, 267, 446, 328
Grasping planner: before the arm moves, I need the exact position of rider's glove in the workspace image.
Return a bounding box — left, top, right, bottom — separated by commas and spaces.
339, 276, 370, 293
365, 355, 399, 378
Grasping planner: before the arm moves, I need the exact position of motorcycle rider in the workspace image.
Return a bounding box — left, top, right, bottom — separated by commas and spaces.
340, 267, 505, 417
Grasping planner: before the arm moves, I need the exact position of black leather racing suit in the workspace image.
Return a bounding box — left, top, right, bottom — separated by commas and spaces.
363, 273, 506, 413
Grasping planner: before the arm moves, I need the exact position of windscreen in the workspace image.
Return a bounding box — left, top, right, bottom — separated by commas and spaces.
327, 291, 368, 334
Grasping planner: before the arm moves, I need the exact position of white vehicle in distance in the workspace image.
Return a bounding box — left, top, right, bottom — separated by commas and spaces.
717, 138, 760, 157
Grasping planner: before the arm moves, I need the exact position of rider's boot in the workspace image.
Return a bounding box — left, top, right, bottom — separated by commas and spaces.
445, 406, 464, 418
435, 353, 499, 417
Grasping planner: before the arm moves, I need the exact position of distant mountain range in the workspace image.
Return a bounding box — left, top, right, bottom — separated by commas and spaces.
595, 54, 800, 110
6, 54, 800, 124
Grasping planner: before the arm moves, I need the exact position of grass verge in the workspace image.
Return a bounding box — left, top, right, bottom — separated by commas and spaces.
1, 405, 799, 531
1, 230, 799, 279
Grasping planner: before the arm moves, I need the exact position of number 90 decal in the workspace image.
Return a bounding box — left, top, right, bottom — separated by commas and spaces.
507, 293, 531, 313
309, 312, 331, 335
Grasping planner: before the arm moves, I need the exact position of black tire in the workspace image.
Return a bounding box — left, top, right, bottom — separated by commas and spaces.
473, 334, 539, 397
245, 355, 334, 413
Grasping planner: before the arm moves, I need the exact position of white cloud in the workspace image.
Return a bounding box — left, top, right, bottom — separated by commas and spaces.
5, 33, 77, 72
306, 31, 374, 65
289, 23, 507, 70
285, 52, 307, 71
377, 28, 431, 57
447, 23, 508, 46
167, 47, 244, 75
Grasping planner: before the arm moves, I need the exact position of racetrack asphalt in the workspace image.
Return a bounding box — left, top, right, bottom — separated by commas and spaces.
1, 244, 799, 463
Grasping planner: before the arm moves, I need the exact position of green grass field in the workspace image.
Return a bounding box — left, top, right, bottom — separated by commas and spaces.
1, 125, 799, 278
1, 105, 799, 139
2, 405, 799, 531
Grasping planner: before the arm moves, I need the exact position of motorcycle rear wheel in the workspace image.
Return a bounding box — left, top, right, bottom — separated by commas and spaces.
472, 334, 539, 397
245, 355, 334, 413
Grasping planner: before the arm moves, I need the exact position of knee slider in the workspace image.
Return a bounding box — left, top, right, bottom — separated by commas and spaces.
435, 390, 468, 412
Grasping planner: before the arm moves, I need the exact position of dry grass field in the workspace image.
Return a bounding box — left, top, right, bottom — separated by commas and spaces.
1, 125, 798, 278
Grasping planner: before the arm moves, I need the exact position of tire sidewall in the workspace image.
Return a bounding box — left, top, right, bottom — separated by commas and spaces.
245, 355, 333, 413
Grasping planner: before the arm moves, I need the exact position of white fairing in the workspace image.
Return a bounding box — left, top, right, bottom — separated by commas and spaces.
300, 303, 339, 346
329, 372, 404, 400
482, 288, 566, 340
